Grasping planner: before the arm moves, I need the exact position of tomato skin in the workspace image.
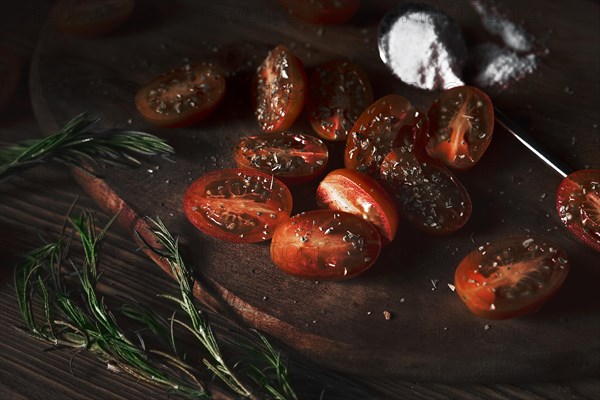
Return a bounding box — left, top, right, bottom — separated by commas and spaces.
556, 169, 600, 252
454, 235, 569, 320
344, 95, 427, 177
51, 0, 135, 37
426, 86, 494, 170
307, 60, 373, 141
0, 47, 21, 112
184, 169, 292, 243
253, 45, 307, 133
271, 210, 381, 280
316, 168, 398, 244
135, 63, 225, 128
234, 132, 328, 185
279, 0, 360, 24
380, 148, 471, 234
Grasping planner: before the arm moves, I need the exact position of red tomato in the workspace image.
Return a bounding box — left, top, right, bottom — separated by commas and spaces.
344, 95, 428, 176
270, 210, 381, 280
51, 0, 135, 36
253, 45, 306, 133
135, 63, 225, 128
0, 47, 21, 112
307, 60, 373, 141
426, 86, 494, 170
184, 169, 292, 243
316, 168, 398, 244
234, 132, 328, 185
556, 169, 600, 252
455, 235, 569, 319
380, 148, 471, 234
279, 0, 360, 24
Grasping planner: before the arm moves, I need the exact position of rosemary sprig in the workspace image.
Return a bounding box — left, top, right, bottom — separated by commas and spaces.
15, 210, 209, 398
144, 217, 298, 400
0, 113, 173, 182
15, 208, 299, 399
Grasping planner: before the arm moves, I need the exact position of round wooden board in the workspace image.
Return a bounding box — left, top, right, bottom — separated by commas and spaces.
30, 0, 600, 382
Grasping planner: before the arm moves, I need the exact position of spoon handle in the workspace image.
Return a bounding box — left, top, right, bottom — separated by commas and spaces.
493, 106, 573, 178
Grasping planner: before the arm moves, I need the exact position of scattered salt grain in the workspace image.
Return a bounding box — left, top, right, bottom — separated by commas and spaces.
471, 43, 538, 88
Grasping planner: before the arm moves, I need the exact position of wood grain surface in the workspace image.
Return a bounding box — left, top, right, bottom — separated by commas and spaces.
1, 0, 599, 398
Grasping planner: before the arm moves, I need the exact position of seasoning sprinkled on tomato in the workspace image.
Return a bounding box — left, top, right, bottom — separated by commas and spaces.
136, 63, 225, 128
184, 169, 292, 243
253, 45, 306, 133
455, 235, 569, 319
556, 169, 600, 252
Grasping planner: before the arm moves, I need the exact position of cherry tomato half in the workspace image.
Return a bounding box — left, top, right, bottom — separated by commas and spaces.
426, 86, 494, 170
307, 60, 373, 141
0, 47, 21, 112
345, 95, 427, 176
234, 132, 328, 185
253, 45, 307, 133
556, 169, 600, 252
135, 63, 225, 128
271, 210, 381, 280
184, 169, 292, 243
279, 0, 360, 25
51, 0, 135, 36
380, 148, 471, 234
316, 168, 398, 244
455, 235, 569, 319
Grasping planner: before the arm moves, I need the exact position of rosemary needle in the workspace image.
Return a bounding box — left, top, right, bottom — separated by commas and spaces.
0, 113, 174, 182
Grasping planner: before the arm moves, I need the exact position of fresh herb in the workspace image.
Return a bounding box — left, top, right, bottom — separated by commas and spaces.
0, 113, 173, 182
14, 207, 298, 399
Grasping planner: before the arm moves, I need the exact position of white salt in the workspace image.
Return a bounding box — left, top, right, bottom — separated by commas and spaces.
379, 9, 465, 90
472, 43, 538, 88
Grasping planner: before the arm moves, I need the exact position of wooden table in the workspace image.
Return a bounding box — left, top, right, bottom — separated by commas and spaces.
1, 1, 599, 399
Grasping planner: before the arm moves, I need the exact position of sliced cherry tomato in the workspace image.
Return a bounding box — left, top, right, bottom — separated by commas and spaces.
184, 169, 292, 243
426, 85, 494, 170
307, 60, 373, 141
234, 132, 328, 185
455, 235, 569, 319
380, 148, 471, 234
556, 169, 600, 252
135, 63, 225, 128
253, 45, 306, 133
270, 210, 381, 280
278, 0, 360, 24
51, 0, 135, 36
316, 168, 398, 244
344, 95, 428, 176
0, 47, 21, 112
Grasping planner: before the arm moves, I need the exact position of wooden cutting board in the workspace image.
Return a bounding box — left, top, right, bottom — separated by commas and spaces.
30, 0, 599, 382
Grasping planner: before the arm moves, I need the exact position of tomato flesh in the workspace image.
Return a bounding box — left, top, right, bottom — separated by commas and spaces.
426, 86, 494, 169
278, 0, 360, 24
345, 95, 427, 176
135, 63, 225, 128
307, 60, 373, 141
234, 132, 328, 185
253, 45, 306, 133
556, 169, 600, 252
0, 47, 21, 112
51, 0, 135, 36
316, 168, 398, 244
380, 148, 471, 234
271, 210, 381, 280
184, 169, 292, 243
455, 235, 569, 319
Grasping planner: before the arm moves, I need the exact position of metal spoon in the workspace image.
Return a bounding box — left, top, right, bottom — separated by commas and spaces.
377, 4, 573, 178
